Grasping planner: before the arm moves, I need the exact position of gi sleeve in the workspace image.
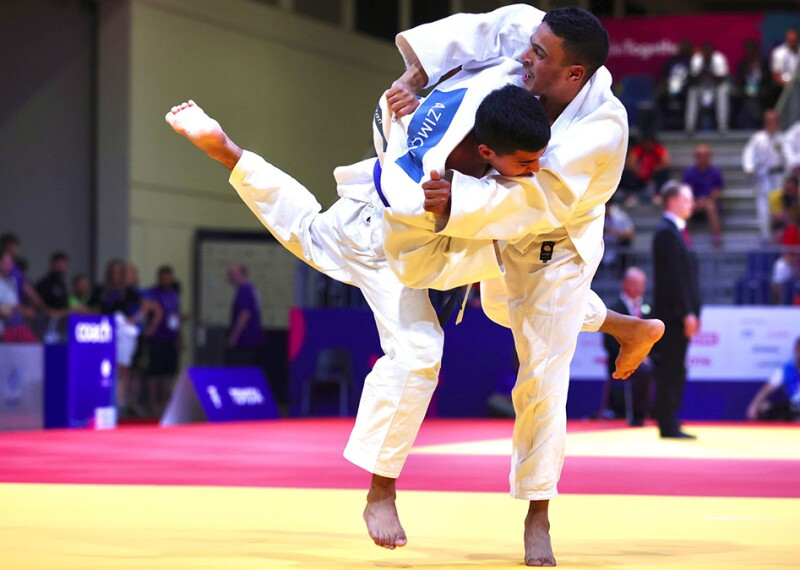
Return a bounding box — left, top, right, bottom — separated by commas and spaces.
396, 4, 543, 87
435, 108, 624, 240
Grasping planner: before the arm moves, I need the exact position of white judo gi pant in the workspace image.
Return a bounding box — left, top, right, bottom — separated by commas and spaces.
502, 229, 603, 500
755, 171, 783, 241
230, 151, 443, 478
230, 151, 609, 483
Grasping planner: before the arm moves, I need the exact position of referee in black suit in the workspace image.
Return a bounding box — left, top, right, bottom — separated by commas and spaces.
651, 183, 701, 439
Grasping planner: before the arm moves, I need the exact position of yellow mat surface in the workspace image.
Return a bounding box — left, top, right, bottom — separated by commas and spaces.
1, 483, 798, 569
413, 425, 800, 460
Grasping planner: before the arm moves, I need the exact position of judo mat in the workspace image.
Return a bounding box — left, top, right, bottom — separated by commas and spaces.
1, 419, 799, 569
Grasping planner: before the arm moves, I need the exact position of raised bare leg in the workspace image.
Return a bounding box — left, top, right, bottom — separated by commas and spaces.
524, 500, 555, 567
364, 474, 407, 549
600, 310, 665, 379
165, 100, 243, 170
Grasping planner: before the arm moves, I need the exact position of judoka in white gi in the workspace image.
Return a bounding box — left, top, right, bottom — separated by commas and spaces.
164, 84, 558, 547
382, 5, 663, 566
742, 109, 786, 240
165, 8, 663, 560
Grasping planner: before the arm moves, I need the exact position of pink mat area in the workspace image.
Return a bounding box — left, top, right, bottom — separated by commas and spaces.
1, 419, 798, 498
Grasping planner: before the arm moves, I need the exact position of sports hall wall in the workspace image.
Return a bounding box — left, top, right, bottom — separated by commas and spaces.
122, 0, 401, 328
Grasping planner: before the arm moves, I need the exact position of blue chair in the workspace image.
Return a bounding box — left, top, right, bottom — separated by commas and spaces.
619, 75, 655, 129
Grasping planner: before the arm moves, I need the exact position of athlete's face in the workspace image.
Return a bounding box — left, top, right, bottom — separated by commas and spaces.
483, 146, 546, 177
520, 24, 573, 98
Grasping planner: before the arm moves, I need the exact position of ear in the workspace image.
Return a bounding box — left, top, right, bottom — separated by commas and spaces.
567, 64, 586, 83
477, 144, 495, 160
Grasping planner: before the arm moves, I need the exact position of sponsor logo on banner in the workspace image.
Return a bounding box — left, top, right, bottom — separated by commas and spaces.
608, 38, 677, 61
74, 318, 112, 344
207, 386, 223, 409
692, 331, 719, 347
228, 387, 265, 406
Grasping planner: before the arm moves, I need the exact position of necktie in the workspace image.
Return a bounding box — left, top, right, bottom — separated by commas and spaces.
681, 227, 692, 248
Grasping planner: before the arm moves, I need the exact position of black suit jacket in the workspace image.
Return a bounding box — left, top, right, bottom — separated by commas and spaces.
652, 217, 701, 321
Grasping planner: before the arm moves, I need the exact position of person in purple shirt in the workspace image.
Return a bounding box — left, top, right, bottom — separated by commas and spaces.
683, 143, 724, 247
146, 265, 183, 415
226, 263, 265, 366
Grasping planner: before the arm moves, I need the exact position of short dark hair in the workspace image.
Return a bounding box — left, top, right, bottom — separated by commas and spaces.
157, 264, 174, 277
0, 232, 19, 253
543, 7, 609, 80
474, 85, 550, 156
51, 251, 68, 264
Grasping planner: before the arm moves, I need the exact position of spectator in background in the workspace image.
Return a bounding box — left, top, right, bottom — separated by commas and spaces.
743, 109, 785, 241
770, 249, 800, 304
145, 266, 182, 416
623, 133, 671, 200
602, 267, 655, 427
652, 183, 701, 439
36, 251, 70, 313
658, 39, 693, 131
125, 263, 163, 416
770, 28, 799, 107
601, 200, 635, 276
0, 233, 46, 314
68, 273, 91, 311
685, 41, 730, 134
783, 120, 800, 173
0, 250, 36, 342
734, 38, 770, 130
226, 263, 265, 366
747, 336, 800, 420
683, 143, 724, 248
769, 175, 800, 241
89, 259, 145, 417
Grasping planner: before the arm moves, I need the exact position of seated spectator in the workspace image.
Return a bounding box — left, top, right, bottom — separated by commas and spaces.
0, 250, 36, 342
734, 38, 770, 130
601, 200, 635, 276
683, 144, 724, 247
747, 336, 800, 420
686, 41, 730, 134
621, 133, 671, 201
36, 251, 70, 313
769, 175, 799, 241
68, 273, 91, 311
779, 207, 800, 248
602, 267, 655, 426
657, 39, 693, 131
771, 249, 800, 304
769, 28, 799, 107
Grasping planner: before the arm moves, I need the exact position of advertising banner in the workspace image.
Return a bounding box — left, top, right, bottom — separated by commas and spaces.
0, 345, 44, 431
161, 367, 280, 426
601, 13, 763, 81
570, 306, 800, 381
45, 314, 116, 429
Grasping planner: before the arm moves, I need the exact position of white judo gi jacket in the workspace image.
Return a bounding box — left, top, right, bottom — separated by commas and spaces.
393, 3, 627, 499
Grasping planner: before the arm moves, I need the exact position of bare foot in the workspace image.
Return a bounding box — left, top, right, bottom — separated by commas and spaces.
524, 500, 555, 567
363, 475, 407, 550
164, 100, 242, 169
613, 317, 664, 379
599, 310, 665, 379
